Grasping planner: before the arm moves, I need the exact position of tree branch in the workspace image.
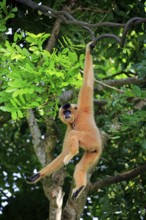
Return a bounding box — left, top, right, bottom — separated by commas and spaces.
45, 18, 62, 53
95, 79, 124, 93
16, 0, 124, 27
121, 17, 146, 47
89, 163, 146, 193
95, 77, 146, 91
16, 0, 146, 49
26, 109, 46, 166
93, 33, 121, 45
103, 70, 136, 79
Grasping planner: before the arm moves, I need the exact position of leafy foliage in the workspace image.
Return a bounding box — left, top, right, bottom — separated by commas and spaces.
0, 32, 83, 119
0, 0, 16, 33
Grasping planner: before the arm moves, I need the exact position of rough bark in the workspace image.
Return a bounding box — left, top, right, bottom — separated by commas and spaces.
26, 109, 46, 166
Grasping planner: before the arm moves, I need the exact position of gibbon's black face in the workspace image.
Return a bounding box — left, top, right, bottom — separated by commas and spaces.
59, 103, 78, 124
63, 109, 72, 119
62, 103, 71, 119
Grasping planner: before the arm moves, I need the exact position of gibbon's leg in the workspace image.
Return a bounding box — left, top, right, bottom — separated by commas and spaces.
72, 150, 101, 200
26, 151, 69, 184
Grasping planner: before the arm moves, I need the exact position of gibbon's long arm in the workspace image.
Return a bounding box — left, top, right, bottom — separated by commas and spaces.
26, 126, 72, 184
27, 42, 102, 200
77, 43, 94, 113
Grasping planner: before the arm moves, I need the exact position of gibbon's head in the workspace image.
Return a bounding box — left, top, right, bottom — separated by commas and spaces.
59, 103, 78, 124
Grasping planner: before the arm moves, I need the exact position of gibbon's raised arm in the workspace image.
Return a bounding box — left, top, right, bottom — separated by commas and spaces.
77, 43, 94, 113
26, 42, 102, 200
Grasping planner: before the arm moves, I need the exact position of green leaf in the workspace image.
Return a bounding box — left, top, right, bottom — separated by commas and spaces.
17, 109, 23, 118
10, 99, 17, 107
0, 106, 7, 112
0, 24, 6, 32
29, 46, 39, 51
68, 51, 77, 63
19, 94, 26, 104
12, 111, 17, 120
12, 89, 21, 98
5, 87, 17, 93
8, 79, 28, 88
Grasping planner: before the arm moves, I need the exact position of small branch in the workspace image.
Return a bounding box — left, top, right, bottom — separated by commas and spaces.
121, 17, 145, 47
95, 79, 124, 93
89, 163, 146, 193
95, 77, 146, 91
103, 70, 136, 79
83, 26, 95, 41
72, 6, 111, 14
63, 20, 125, 28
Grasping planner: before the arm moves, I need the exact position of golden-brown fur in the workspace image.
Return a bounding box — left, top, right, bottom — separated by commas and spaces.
27, 42, 102, 199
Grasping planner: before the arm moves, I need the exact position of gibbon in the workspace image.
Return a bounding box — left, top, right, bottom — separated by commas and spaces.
27, 42, 102, 199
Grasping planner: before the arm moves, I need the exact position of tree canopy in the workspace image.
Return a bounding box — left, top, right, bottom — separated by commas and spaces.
0, 0, 146, 219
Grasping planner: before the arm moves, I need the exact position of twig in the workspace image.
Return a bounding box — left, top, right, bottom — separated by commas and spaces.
83, 26, 95, 41
103, 70, 136, 79
94, 77, 146, 91
95, 79, 124, 93
120, 17, 145, 47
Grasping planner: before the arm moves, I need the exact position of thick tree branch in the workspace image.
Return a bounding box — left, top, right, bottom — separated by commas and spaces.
45, 18, 62, 53
16, 0, 146, 48
89, 163, 146, 193
16, 0, 124, 28
26, 109, 46, 166
45, 5, 72, 52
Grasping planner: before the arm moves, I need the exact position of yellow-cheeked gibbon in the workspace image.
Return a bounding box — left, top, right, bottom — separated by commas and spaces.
27, 42, 102, 200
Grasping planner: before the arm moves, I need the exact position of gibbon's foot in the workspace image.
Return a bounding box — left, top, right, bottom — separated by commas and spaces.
71, 185, 85, 200
26, 172, 41, 184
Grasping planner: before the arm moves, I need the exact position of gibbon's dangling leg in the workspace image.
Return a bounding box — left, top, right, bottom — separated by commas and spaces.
26, 42, 102, 199
72, 150, 101, 200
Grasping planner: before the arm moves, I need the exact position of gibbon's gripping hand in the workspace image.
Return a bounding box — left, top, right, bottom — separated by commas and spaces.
86, 41, 95, 52
89, 42, 95, 51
